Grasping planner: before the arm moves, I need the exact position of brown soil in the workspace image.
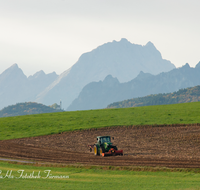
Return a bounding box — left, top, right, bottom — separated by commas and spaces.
1, 124, 200, 168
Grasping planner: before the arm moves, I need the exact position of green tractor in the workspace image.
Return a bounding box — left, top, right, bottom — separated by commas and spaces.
88, 136, 123, 157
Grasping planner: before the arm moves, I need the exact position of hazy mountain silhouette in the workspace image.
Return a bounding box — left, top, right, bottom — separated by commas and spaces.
35, 38, 175, 109
67, 62, 200, 111
0, 64, 58, 110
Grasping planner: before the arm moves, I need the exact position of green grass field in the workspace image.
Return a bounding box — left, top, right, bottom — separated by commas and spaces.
1, 102, 200, 189
0, 162, 200, 190
0, 102, 200, 140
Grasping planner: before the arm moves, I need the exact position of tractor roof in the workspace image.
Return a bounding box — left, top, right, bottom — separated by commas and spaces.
97, 136, 110, 138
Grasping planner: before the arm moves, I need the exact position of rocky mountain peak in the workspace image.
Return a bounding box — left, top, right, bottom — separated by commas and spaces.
195, 61, 200, 68
10, 63, 19, 69
135, 71, 153, 81
144, 41, 161, 58
181, 63, 190, 69
5, 63, 21, 74
145, 41, 155, 47
103, 75, 119, 87
119, 38, 129, 43
30, 70, 45, 79
0, 63, 27, 83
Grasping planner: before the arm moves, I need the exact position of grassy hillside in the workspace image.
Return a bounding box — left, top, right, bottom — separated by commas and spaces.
0, 102, 62, 118
0, 102, 200, 140
108, 85, 200, 108
1, 161, 200, 190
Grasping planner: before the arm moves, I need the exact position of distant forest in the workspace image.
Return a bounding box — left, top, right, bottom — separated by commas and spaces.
107, 85, 200, 108
0, 102, 62, 117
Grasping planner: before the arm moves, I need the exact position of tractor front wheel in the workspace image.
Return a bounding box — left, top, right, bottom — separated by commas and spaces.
100, 147, 104, 157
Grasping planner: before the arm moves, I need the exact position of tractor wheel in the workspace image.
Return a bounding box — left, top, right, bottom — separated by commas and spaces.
100, 147, 104, 157
110, 148, 115, 155
94, 145, 98, 156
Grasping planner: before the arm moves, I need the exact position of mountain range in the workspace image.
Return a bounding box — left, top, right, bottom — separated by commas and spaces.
34, 38, 175, 110
0, 38, 177, 110
67, 62, 200, 111
0, 64, 57, 110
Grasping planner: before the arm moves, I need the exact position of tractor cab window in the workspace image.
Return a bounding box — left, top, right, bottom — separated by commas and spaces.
100, 137, 111, 143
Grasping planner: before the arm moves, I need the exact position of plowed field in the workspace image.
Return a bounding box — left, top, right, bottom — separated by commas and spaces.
1, 124, 200, 168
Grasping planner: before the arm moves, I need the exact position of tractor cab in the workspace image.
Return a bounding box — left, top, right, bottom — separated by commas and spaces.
97, 136, 111, 145
97, 136, 113, 150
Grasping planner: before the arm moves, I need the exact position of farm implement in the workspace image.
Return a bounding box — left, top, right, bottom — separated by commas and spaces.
88, 136, 123, 157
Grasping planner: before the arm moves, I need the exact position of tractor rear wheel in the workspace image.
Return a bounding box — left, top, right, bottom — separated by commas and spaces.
94, 145, 98, 156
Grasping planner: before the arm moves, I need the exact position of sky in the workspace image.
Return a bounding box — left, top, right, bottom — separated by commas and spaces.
0, 0, 200, 77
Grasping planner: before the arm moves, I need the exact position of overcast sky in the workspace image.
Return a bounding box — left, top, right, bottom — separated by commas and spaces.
0, 0, 200, 77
